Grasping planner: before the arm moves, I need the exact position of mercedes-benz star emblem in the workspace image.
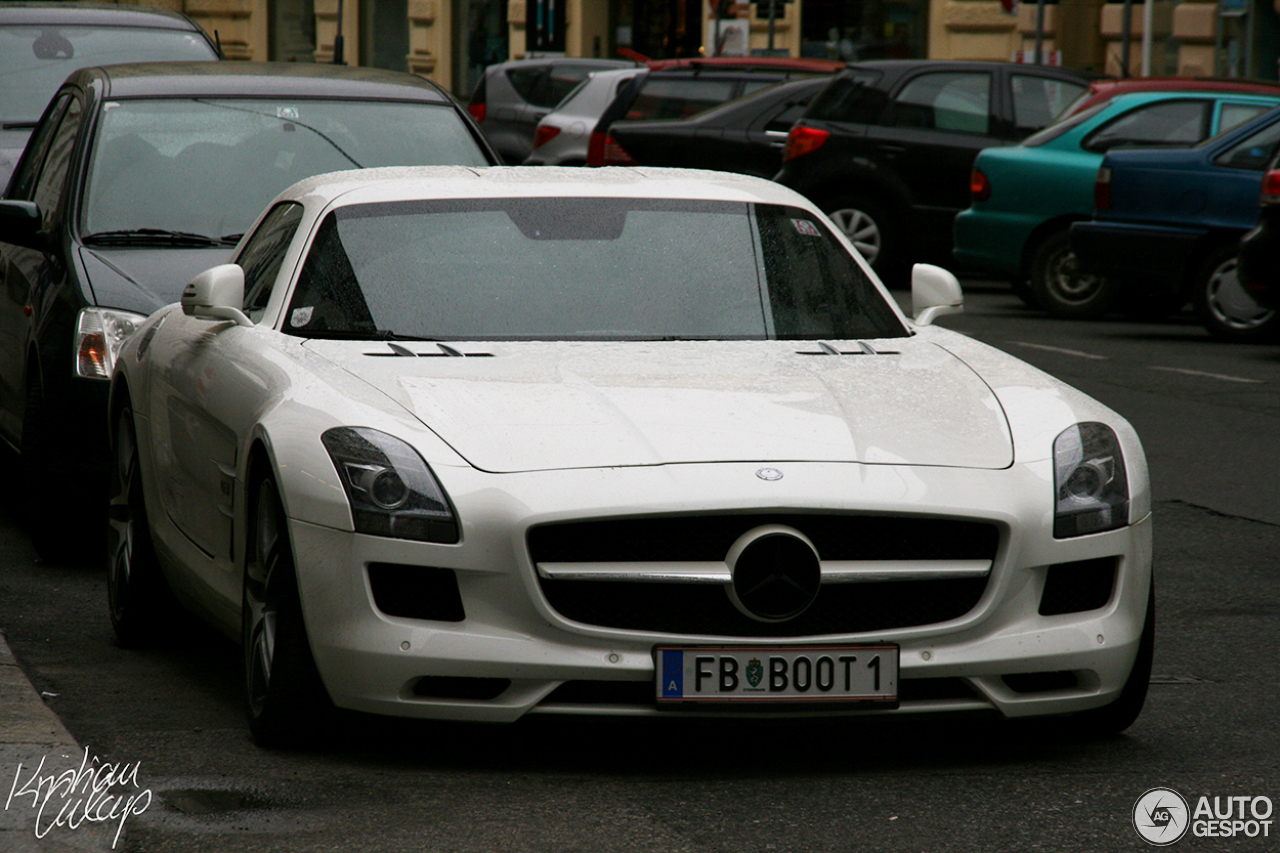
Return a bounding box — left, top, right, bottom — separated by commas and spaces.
725, 525, 821, 622
756, 467, 783, 481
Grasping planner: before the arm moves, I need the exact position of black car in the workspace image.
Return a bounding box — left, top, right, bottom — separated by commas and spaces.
0, 62, 497, 559
1237, 148, 1280, 310
587, 57, 842, 167
598, 77, 829, 179
774, 60, 1098, 282
467, 57, 637, 164
0, 2, 220, 190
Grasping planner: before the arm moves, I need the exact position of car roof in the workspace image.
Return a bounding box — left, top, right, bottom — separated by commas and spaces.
1103, 88, 1280, 107
0, 2, 203, 29
290, 165, 817, 208
68, 62, 454, 102
1066, 76, 1280, 113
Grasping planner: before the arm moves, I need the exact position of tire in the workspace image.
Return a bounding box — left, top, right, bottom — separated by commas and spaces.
1192, 247, 1279, 342
106, 408, 168, 646
1009, 276, 1039, 308
1029, 230, 1118, 319
243, 474, 330, 747
1069, 578, 1154, 737
821, 195, 903, 284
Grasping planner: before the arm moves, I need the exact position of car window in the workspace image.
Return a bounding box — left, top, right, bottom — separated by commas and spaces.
626, 78, 741, 120
890, 72, 991, 134
1021, 100, 1109, 148
1213, 117, 1280, 170
804, 70, 886, 124
505, 66, 545, 102
0, 24, 216, 124
82, 98, 490, 241
240, 202, 306, 321
765, 99, 812, 133
31, 97, 84, 228
1012, 75, 1087, 135
1218, 102, 1273, 134
6, 93, 71, 198
1082, 100, 1210, 153
284, 198, 907, 341
532, 66, 598, 108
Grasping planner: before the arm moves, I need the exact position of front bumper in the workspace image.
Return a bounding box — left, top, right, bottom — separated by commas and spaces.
287, 460, 1153, 724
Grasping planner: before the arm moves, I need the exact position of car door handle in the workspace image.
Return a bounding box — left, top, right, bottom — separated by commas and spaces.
877, 143, 907, 155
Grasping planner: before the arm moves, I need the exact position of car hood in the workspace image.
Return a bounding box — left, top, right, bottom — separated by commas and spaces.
309, 338, 1013, 473
78, 245, 234, 314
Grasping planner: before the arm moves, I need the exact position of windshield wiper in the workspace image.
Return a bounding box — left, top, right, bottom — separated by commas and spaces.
291, 328, 442, 341
81, 229, 241, 248
2, 121, 39, 131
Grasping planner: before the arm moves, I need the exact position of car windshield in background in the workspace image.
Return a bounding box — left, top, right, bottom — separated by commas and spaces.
286, 198, 908, 342
0, 26, 216, 124
82, 98, 490, 242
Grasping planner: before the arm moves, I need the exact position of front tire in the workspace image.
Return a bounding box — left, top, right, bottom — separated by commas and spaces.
243, 474, 330, 747
1030, 230, 1118, 319
1192, 247, 1279, 342
106, 408, 168, 646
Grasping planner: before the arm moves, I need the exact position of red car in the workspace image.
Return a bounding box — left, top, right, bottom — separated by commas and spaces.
1061, 76, 1280, 119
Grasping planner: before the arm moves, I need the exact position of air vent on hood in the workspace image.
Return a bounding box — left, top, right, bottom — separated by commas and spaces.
368, 342, 493, 358
796, 341, 899, 356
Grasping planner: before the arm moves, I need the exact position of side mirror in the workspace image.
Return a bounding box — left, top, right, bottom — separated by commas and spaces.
911, 263, 963, 326
0, 200, 48, 251
181, 264, 252, 327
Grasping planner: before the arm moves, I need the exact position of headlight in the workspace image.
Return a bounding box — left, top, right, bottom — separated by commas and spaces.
75, 308, 148, 379
1053, 422, 1129, 538
321, 427, 459, 543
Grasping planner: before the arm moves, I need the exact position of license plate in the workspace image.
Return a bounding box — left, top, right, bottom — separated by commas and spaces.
654, 644, 898, 704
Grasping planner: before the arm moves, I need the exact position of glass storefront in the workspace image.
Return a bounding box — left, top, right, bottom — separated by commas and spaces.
454, 0, 508, 97
800, 0, 929, 60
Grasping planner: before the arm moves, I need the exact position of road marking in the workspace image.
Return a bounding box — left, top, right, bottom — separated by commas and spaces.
1151, 366, 1263, 384
1008, 341, 1108, 360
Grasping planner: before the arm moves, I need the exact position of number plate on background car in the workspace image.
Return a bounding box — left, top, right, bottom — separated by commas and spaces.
655, 644, 898, 704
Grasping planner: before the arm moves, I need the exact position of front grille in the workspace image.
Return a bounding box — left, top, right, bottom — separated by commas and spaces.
530, 514, 998, 637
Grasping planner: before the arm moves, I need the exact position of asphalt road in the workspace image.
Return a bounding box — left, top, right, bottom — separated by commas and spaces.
0, 283, 1277, 853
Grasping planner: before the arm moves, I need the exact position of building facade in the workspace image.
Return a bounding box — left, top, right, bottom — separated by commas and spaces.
119, 0, 1280, 97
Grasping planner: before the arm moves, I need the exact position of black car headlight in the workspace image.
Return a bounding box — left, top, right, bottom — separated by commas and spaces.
75, 308, 148, 379
321, 427, 459, 543
1053, 422, 1129, 538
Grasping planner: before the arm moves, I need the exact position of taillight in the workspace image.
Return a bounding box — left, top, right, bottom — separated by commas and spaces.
1261, 169, 1280, 204
467, 102, 486, 124
532, 124, 561, 150
587, 130, 606, 166
970, 168, 991, 203
782, 126, 830, 162
601, 134, 637, 166
1094, 166, 1112, 210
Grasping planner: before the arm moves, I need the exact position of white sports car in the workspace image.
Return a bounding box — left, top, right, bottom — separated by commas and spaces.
108, 166, 1153, 746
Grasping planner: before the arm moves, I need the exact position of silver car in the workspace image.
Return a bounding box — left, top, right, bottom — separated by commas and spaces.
524, 68, 644, 166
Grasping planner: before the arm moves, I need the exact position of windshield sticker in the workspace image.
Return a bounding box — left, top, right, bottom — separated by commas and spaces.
290, 306, 314, 327
792, 219, 821, 237
278, 107, 300, 120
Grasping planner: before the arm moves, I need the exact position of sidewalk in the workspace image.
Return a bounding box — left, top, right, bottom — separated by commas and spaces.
1, 631, 118, 852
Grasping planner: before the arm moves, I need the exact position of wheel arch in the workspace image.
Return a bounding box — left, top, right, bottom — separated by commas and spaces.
1020, 215, 1092, 278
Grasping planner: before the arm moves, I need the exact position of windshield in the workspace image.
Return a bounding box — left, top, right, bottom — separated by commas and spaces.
83, 98, 490, 241
0, 25, 216, 123
284, 198, 908, 341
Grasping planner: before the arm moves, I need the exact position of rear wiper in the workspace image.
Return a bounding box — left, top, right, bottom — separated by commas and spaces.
81, 229, 241, 248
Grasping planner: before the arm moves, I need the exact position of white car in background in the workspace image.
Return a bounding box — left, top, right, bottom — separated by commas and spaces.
108, 166, 1154, 747
523, 68, 643, 166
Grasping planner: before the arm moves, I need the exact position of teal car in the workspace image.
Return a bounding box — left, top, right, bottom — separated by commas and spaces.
953, 90, 1280, 317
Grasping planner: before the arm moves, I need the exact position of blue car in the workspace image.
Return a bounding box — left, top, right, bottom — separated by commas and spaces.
953, 89, 1280, 318
1071, 105, 1280, 341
